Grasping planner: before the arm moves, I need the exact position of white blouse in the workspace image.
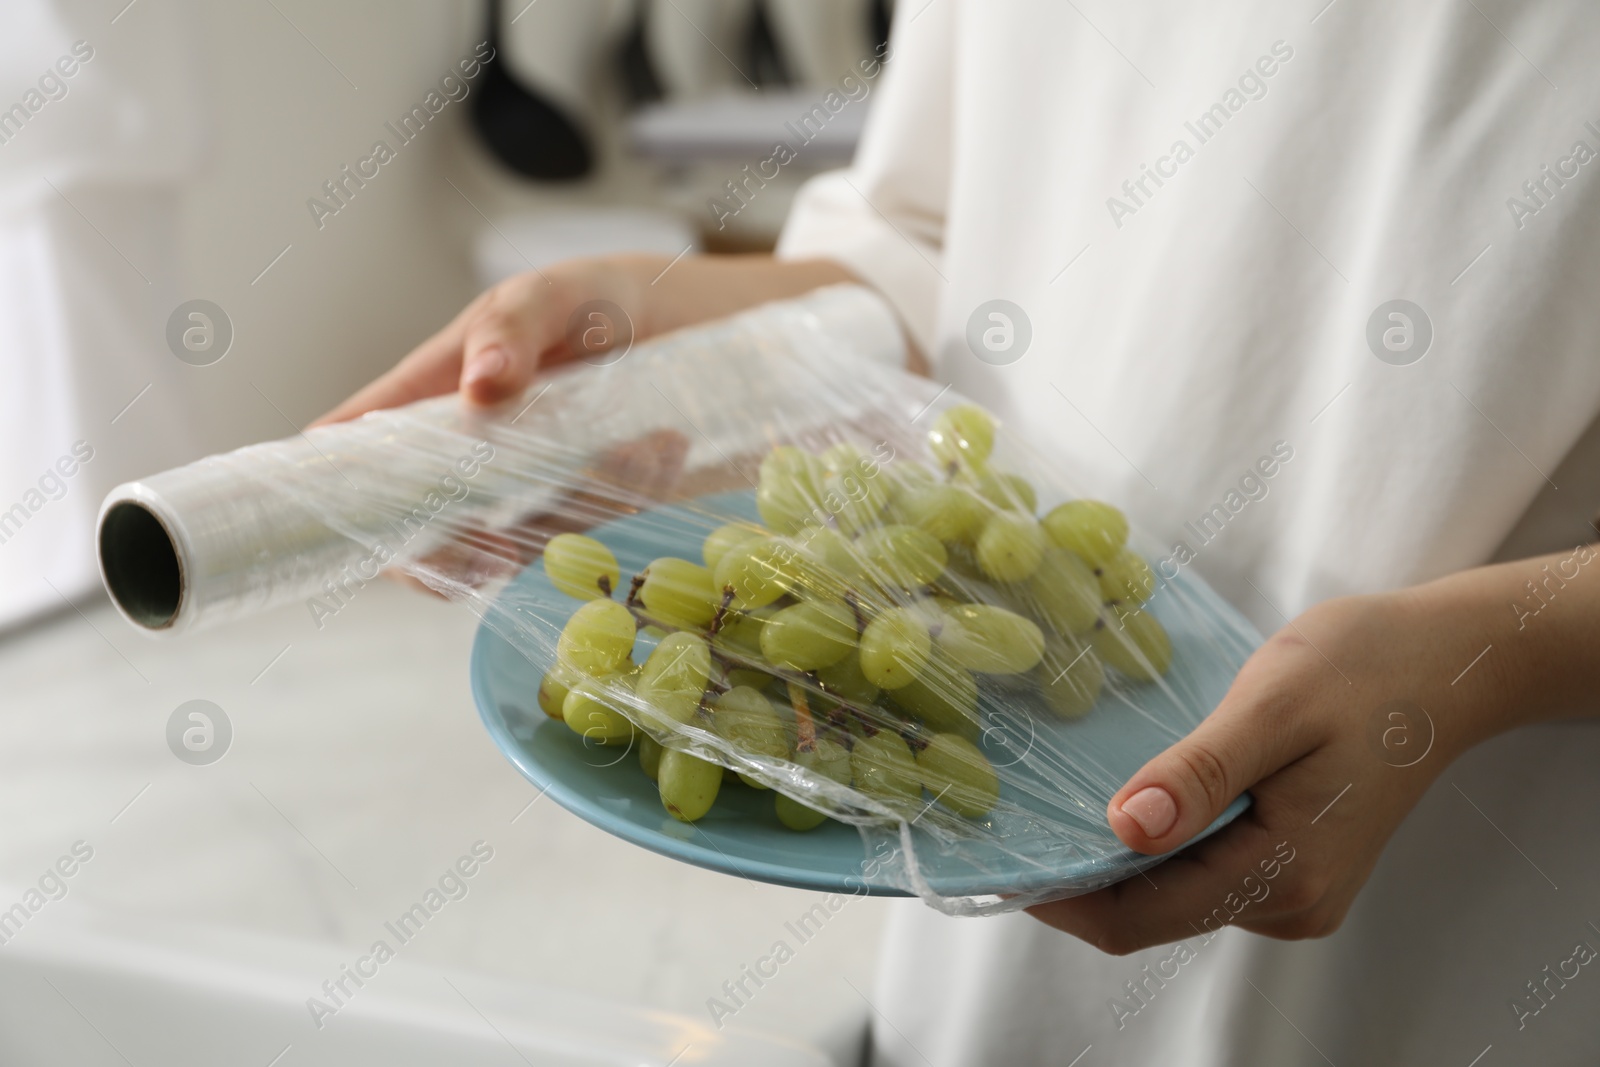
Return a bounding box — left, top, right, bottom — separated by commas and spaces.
777, 1, 1600, 1063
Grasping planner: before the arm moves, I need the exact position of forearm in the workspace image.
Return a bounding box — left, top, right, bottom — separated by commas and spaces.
1404, 540, 1600, 746
578, 253, 857, 339
553, 253, 927, 374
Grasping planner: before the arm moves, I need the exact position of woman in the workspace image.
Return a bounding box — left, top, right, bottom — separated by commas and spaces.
323, 2, 1600, 1062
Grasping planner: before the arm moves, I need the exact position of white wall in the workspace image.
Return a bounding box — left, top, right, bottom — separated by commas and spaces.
174, 0, 486, 438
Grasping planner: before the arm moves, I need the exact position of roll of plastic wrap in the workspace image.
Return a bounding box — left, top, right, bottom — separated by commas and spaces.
97, 284, 906, 636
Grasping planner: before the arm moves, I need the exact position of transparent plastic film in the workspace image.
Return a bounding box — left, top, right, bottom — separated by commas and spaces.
98, 286, 1260, 915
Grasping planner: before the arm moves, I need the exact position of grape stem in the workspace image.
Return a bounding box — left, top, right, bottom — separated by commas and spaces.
844, 705, 879, 737
707, 586, 736, 637
787, 681, 816, 753
843, 591, 867, 635
897, 721, 931, 753
624, 573, 646, 608
823, 705, 850, 735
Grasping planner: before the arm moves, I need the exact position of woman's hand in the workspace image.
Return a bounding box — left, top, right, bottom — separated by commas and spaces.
1028, 545, 1600, 952
312, 256, 650, 425
311, 253, 858, 426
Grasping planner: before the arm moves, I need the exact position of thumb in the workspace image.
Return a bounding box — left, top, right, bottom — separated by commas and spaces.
1107, 698, 1300, 854
459, 275, 568, 406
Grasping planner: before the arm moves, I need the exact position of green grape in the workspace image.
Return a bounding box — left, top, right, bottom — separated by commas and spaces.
960, 464, 1037, 513
1098, 548, 1156, 605
640, 631, 711, 688
707, 625, 776, 689
928, 404, 995, 467
916, 733, 999, 817
1027, 548, 1102, 636
809, 736, 854, 785
936, 603, 1045, 674
637, 632, 712, 727
658, 747, 722, 822
638, 557, 718, 629
819, 442, 873, 475
821, 442, 890, 494
562, 673, 637, 745
908, 594, 962, 628
889, 653, 979, 741
821, 448, 891, 536
713, 686, 789, 789
774, 737, 851, 831
1034, 639, 1105, 718
831, 491, 886, 538
543, 533, 620, 601
975, 511, 1046, 582
1093, 608, 1172, 681
717, 656, 771, 688
941, 541, 989, 584
1042, 500, 1129, 566
537, 662, 581, 720
815, 652, 881, 707
850, 731, 921, 804
793, 525, 851, 567
897, 484, 990, 544
788, 527, 868, 599
858, 607, 932, 690
710, 607, 772, 672
882, 461, 937, 507
756, 482, 814, 535
757, 447, 825, 534
759, 599, 858, 671
724, 665, 776, 691
712, 607, 766, 652
702, 522, 766, 573
858, 524, 948, 588
775, 794, 828, 831
760, 444, 820, 483
999, 473, 1038, 513
556, 599, 637, 677
639, 733, 663, 780
714, 538, 799, 610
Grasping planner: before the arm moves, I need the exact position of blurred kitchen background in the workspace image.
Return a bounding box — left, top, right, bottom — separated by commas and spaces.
0, 1, 894, 1063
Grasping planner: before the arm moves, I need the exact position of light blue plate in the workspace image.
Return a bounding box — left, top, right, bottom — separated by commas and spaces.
470, 492, 1259, 898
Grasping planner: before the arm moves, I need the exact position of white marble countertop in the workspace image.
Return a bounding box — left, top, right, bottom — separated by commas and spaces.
0, 579, 893, 1063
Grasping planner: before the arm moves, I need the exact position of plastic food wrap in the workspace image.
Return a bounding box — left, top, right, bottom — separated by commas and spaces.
99, 285, 1259, 915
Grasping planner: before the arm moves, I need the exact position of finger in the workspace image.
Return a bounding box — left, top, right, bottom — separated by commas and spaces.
311, 303, 477, 426
1107, 679, 1313, 855
1231, 909, 1332, 941
381, 569, 450, 600
1232, 845, 1376, 942
1026, 806, 1287, 954
459, 273, 569, 405
388, 530, 522, 597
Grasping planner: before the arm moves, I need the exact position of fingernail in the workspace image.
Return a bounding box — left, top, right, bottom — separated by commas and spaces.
1120, 786, 1177, 839
463, 346, 508, 387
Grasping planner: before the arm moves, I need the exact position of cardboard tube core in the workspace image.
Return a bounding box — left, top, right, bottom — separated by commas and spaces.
99, 500, 182, 630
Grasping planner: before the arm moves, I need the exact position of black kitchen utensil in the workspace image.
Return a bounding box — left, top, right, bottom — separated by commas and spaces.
471, 0, 594, 180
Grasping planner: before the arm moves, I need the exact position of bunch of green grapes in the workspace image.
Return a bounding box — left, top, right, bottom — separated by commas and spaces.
532, 402, 1172, 831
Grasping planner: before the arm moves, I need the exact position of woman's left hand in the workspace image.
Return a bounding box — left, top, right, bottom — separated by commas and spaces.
1027, 585, 1516, 952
